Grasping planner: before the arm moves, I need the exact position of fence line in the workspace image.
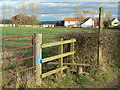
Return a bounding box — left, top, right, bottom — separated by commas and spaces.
34, 33, 76, 85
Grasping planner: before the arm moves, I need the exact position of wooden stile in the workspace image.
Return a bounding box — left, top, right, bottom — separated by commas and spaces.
34, 35, 77, 84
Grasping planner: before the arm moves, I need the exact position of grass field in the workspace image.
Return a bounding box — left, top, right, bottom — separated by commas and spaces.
1, 27, 119, 88
1, 27, 94, 43
1, 27, 94, 88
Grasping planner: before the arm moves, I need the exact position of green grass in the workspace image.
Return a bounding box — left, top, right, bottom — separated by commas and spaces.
2, 27, 93, 43
1, 27, 119, 88
1, 27, 94, 88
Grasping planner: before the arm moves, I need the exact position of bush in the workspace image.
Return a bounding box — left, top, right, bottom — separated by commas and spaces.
58, 31, 120, 71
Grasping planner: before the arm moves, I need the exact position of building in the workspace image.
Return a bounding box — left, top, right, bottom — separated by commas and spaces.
64, 17, 94, 28
110, 18, 119, 27
56, 20, 64, 27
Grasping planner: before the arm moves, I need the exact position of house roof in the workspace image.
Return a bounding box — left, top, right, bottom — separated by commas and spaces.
65, 17, 92, 21
111, 18, 119, 22
111, 18, 116, 22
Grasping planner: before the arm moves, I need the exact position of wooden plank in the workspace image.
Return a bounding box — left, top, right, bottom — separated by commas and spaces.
68, 69, 89, 75
82, 72, 89, 75
42, 39, 76, 48
42, 65, 69, 78
47, 62, 90, 67
83, 10, 99, 14
43, 51, 75, 63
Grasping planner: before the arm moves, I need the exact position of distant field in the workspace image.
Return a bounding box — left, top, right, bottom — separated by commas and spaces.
1, 27, 94, 43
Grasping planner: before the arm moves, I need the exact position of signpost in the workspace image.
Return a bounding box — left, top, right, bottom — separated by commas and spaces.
84, 7, 104, 70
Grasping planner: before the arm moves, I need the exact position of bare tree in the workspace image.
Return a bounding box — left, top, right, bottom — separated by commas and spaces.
22, 0, 27, 25
74, 4, 84, 27
29, 1, 35, 25
17, 2, 23, 25
8, 5, 13, 25
105, 10, 112, 27
16, 0, 27, 25
105, 10, 112, 21
2, 4, 6, 26
29, 0, 41, 25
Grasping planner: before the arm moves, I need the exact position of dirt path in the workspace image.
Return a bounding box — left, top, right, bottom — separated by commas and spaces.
105, 75, 120, 88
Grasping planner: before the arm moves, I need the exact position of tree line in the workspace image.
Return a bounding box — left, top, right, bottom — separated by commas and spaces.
1, 0, 41, 25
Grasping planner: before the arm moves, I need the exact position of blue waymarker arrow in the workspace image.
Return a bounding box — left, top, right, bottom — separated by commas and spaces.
36, 54, 43, 64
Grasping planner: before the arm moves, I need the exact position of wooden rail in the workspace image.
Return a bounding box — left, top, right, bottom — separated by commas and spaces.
42, 39, 76, 48
48, 62, 90, 76
42, 65, 68, 78
43, 51, 75, 63
47, 62, 89, 66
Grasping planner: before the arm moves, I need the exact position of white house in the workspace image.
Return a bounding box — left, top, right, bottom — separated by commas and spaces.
110, 18, 119, 27
64, 17, 94, 27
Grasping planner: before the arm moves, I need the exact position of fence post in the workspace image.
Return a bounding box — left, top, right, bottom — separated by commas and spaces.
98, 7, 104, 70
34, 33, 42, 86
70, 41, 75, 69
58, 38, 63, 74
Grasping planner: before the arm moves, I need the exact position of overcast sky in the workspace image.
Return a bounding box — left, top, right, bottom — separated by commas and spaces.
0, 0, 119, 21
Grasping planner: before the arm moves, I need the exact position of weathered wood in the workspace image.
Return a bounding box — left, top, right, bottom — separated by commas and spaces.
99, 7, 104, 34
35, 33, 42, 86
70, 41, 75, 69
69, 69, 89, 75
58, 38, 63, 74
98, 7, 104, 70
47, 62, 89, 67
43, 51, 75, 63
82, 72, 89, 75
42, 65, 68, 78
83, 10, 99, 14
76, 67, 82, 76
42, 39, 76, 48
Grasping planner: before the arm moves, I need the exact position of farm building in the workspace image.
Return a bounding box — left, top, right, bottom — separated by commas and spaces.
56, 20, 64, 27
64, 17, 94, 28
41, 21, 56, 27
110, 18, 119, 27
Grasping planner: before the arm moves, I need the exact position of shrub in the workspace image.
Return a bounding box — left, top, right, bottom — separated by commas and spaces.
58, 31, 120, 71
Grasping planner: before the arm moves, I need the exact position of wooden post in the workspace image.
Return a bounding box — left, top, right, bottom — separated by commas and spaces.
83, 7, 104, 70
70, 41, 75, 69
58, 38, 63, 74
76, 67, 83, 76
34, 33, 42, 86
98, 7, 104, 70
